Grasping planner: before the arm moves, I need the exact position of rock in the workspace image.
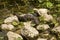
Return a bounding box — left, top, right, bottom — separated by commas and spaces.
37, 38, 47, 40
57, 17, 60, 23
37, 24, 50, 31
38, 9, 48, 15
1, 24, 14, 30
43, 15, 53, 21
33, 8, 53, 21
7, 31, 23, 40
52, 26, 60, 33
4, 15, 19, 23
39, 31, 50, 38
15, 13, 40, 25
21, 22, 39, 38
50, 36, 57, 40
0, 31, 8, 40
33, 8, 48, 16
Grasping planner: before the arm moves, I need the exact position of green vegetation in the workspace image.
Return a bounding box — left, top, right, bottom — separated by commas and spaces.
0, 0, 59, 24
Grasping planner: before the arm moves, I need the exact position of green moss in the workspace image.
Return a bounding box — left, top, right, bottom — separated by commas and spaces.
12, 21, 19, 26
19, 22, 24, 26
17, 22, 24, 29
16, 37, 23, 40
52, 19, 59, 27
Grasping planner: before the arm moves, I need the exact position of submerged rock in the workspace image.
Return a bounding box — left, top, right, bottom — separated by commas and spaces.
21, 22, 39, 38
4, 15, 19, 23
1, 24, 14, 30
7, 31, 23, 40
